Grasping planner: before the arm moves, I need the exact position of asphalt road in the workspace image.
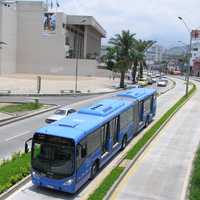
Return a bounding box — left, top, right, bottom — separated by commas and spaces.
4, 78, 187, 200
110, 82, 200, 200
0, 81, 172, 106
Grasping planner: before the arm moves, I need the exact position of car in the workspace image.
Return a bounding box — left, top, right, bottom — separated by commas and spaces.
159, 77, 168, 83
155, 73, 161, 78
147, 77, 153, 85
45, 107, 76, 123
157, 80, 167, 87
138, 78, 148, 87
152, 77, 157, 83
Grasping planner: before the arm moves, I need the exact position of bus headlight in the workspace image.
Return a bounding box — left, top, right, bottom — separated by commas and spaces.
64, 179, 74, 186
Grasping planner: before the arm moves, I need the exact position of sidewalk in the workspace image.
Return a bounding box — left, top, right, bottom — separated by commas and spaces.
0, 74, 121, 94
110, 81, 200, 200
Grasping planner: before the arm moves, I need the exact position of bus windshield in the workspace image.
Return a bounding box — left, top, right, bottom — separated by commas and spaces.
32, 134, 75, 179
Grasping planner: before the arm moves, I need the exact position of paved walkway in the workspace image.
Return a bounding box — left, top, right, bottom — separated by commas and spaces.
110, 81, 200, 200
0, 74, 120, 94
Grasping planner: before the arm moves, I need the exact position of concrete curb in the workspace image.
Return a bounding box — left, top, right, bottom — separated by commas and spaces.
0, 89, 123, 97
104, 83, 196, 200
0, 105, 61, 127
0, 175, 31, 200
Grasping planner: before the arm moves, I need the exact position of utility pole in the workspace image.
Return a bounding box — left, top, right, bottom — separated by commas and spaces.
178, 17, 192, 96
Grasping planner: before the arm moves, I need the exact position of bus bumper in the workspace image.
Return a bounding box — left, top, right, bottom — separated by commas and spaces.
31, 172, 76, 194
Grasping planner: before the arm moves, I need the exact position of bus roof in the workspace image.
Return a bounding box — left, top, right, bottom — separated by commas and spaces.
36, 98, 135, 143
117, 88, 156, 101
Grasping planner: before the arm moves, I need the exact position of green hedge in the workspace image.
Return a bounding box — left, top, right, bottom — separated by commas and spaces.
0, 153, 30, 194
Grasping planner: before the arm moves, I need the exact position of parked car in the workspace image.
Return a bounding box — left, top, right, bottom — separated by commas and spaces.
157, 80, 167, 87
45, 107, 76, 123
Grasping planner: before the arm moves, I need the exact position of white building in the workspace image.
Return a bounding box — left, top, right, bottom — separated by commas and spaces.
145, 44, 164, 65
0, 0, 107, 76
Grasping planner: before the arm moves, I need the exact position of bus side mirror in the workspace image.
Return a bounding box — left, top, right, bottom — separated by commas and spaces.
25, 138, 32, 154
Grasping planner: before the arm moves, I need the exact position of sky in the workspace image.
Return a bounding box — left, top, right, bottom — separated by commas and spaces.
54, 0, 200, 48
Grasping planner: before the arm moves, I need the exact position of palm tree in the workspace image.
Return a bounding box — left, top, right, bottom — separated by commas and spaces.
134, 40, 155, 79
104, 46, 117, 71
108, 30, 136, 88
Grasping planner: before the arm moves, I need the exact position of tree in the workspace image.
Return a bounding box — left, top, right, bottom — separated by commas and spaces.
104, 46, 117, 71
134, 40, 155, 79
108, 30, 136, 88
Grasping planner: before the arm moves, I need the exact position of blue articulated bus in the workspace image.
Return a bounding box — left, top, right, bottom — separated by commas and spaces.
25, 88, 157, 193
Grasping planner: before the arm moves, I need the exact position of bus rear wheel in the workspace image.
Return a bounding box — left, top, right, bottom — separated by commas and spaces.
90, 162, 99, 179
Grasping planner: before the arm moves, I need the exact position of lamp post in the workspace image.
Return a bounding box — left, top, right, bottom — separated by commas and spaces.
74, 18, 87, 93
178, 16, 192, 96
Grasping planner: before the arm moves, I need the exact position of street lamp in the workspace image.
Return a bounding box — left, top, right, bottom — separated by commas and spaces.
178, 16, 192, 96
74, 18, 87, 93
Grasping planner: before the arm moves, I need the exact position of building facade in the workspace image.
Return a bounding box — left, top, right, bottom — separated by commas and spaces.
0, 0, 107, 76
145, 44, 164, 66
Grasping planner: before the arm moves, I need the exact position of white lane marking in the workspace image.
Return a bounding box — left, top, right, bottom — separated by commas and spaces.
5, 131, 31, 142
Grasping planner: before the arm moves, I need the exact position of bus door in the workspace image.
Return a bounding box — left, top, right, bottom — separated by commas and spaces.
76, 140, 90, 186
133, 103, 139, 133
138, 100, 144, 128
110, 116, 120, 150
100, 123, 110, 158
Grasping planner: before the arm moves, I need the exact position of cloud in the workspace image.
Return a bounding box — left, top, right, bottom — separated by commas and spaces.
59, 0, 200, 47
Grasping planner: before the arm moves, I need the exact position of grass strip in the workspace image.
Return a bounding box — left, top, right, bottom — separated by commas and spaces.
126, 83, 196, 160
0, 102, 43, 113
189, 146, 200, 200
88, 167, 124, 200
0, 153, 30, 194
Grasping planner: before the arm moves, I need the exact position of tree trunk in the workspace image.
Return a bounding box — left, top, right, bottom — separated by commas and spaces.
139, 62, 143, 79
120, 71, 125, 88
131, 66, 137, 84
